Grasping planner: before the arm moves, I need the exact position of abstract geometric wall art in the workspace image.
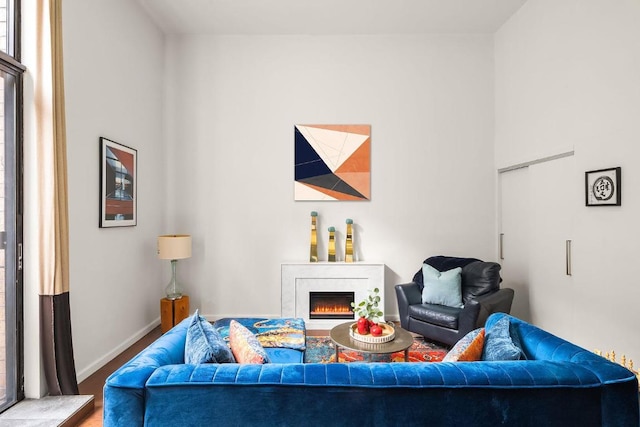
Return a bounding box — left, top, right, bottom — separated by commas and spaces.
295, 124, 371, 201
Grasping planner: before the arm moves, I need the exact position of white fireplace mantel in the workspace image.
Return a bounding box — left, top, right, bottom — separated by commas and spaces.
281, 262, 385, 330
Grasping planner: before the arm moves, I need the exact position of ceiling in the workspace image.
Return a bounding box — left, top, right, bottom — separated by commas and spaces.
138, 0, 528, 35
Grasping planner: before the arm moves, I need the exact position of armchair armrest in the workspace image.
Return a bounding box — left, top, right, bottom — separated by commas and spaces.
458, 300, 482, 334
457, 288, 514, 336
473, 288, 515, 328
395, 282, 422, 329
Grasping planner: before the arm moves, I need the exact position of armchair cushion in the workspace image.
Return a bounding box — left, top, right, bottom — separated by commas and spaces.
408, 303, 461, 329
420, 264, 463, 308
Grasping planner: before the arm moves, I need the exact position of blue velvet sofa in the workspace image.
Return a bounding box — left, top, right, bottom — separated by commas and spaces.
103, 313, 639, 426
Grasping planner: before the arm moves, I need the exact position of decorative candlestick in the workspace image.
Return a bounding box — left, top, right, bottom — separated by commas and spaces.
328, 226, 336, 262
345, 218, 354, 262
310, 211, 318, 262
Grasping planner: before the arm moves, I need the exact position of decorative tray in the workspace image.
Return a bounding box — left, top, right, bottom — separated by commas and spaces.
349, 322, 395, 343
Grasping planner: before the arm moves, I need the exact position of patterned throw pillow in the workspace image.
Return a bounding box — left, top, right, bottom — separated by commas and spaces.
442, 328, 485, 362
482, 316, 525, 361
184, 310, 236, 364
421, 264, 463, 308
229, 319, 270, 364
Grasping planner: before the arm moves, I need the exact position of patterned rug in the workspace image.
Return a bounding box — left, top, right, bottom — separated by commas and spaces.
304, 336, 448, 363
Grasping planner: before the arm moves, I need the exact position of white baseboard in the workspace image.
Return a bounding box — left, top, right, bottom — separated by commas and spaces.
76, 317, 161, 383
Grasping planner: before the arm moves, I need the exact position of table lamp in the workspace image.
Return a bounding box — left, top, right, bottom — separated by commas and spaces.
157, 234, 192, 300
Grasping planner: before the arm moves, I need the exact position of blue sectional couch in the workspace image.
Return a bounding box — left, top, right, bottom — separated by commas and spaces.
103, 313, 639, 426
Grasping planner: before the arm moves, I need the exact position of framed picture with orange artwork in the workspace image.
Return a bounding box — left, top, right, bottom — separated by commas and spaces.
99, 137, 137, 227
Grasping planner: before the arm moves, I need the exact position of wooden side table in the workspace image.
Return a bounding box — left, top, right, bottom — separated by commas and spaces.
160, 295, 190, 333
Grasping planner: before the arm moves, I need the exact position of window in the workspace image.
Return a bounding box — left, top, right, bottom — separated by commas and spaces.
0, 0, 24, 413
0, 0, 17, 56
0, 0, 8, 54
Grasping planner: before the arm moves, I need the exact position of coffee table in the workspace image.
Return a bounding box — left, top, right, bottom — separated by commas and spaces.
329, 322, 414, 362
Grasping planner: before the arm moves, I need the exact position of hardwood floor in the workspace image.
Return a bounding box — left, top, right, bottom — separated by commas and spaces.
75, 327, 329, 425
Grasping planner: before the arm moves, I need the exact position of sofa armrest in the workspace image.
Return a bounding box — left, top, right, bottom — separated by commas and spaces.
395, 282, 421, 329
103, 317, 190, 427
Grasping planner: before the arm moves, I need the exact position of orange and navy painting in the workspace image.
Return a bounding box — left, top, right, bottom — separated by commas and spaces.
294, 124, 371, 201
100, 137, 137, 227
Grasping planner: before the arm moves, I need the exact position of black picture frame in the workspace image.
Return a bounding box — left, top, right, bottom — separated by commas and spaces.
585, 167, 621, 207
99, 137, 137, 227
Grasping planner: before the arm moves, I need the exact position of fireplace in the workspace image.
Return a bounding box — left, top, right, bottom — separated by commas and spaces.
281, 263, 385, 329
309, 292, 354, 320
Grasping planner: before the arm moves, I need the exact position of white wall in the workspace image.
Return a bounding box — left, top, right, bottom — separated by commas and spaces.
495, 0, 640, 359
59, 0, 166, 383
43, 0, 640, 388
164, 34, 498, 320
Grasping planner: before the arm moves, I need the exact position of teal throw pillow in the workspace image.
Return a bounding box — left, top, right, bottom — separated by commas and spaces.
482, 316, 525, 361
185, 310, 236, 364
421, 264, 463, 308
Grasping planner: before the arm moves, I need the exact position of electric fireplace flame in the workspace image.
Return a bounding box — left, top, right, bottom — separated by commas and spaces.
309, 292, 355, 319
310, 304, 354, 315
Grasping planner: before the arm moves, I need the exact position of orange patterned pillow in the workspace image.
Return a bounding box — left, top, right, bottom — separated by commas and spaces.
228, 320, 269, 364
457, 328, 485, 361
442, 328, 485, 362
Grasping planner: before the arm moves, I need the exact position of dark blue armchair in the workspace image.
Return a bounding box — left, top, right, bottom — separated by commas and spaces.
395, 256, 514, 346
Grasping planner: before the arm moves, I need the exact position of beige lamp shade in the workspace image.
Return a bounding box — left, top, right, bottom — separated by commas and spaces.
157, 234, 192, 260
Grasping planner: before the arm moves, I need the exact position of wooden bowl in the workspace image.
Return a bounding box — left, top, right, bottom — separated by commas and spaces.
349, 322, 396, 343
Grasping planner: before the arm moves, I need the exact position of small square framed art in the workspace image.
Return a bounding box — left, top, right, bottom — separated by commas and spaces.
585, 167, 621, 207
